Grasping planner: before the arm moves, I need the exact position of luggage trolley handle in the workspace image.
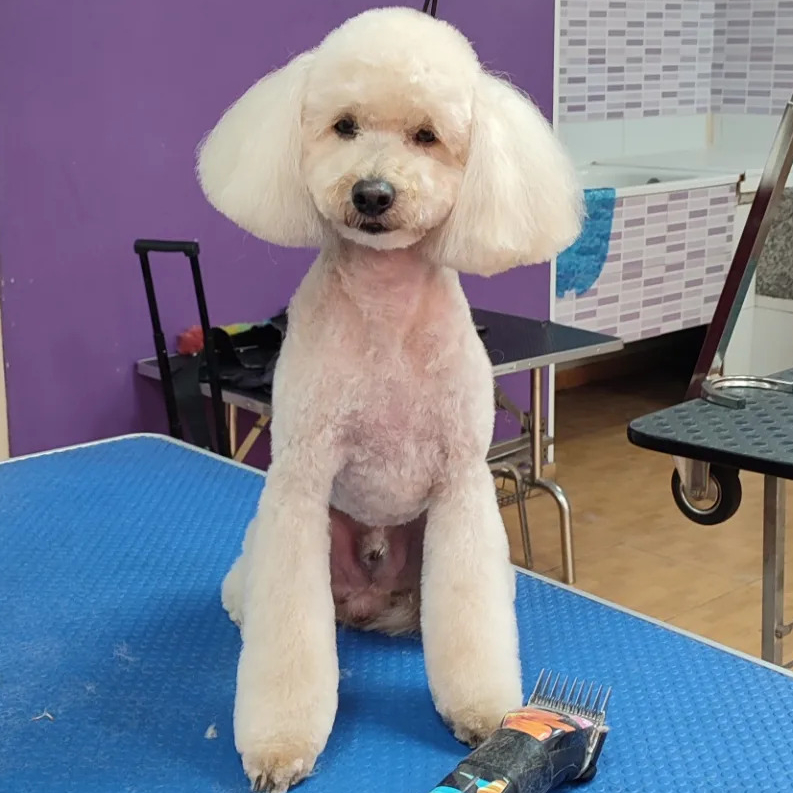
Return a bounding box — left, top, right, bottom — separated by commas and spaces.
134, 239, 231, 458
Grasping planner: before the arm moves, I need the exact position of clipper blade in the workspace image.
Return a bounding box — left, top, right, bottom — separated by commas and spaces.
528, 669, 611, 727
527, 669, 612, 783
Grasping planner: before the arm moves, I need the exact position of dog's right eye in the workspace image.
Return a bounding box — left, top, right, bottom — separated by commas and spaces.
333, 116, 358, 139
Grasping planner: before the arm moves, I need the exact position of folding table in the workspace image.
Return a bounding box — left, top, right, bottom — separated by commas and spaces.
2, 435, 792, 792
136, 308, 623, 584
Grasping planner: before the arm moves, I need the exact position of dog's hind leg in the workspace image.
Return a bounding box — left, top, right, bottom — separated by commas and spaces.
221, 553, 246, 628
421, 460, 523, 747
222, 510, 261, 628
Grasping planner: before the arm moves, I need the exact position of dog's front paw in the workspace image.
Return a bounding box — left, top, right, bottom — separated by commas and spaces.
240, 738, 320, 793
234, 668, 337, 792
442, 703, 508, 748
430, 650, 523, 748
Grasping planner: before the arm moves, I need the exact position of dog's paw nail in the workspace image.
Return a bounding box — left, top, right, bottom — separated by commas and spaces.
242, 745, 315, 793
445, 708, 504, 748
453, 723, 489, 747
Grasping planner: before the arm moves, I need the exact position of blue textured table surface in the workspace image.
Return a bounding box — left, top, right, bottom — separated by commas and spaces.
2, 435, 792, 793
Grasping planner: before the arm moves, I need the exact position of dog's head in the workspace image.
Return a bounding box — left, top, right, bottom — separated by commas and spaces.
198, 8, 582, 275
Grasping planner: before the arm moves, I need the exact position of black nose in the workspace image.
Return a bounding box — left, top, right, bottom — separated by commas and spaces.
352, 179, 395, 217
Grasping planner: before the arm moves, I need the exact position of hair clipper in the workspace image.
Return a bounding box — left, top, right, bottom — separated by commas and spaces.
430, 670, 612, 793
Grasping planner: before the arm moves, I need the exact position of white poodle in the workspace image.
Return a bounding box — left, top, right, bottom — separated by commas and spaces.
197, 7, 581, 791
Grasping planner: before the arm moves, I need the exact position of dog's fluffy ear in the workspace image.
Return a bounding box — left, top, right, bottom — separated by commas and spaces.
431, 73, 583, 276
197, 53, 323, 247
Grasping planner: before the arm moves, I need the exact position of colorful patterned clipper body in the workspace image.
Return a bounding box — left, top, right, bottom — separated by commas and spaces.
429, 670, 611, 793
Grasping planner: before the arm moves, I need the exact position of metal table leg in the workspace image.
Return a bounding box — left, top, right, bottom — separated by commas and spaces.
762, 475, 789, 665
528, 367, 576, 585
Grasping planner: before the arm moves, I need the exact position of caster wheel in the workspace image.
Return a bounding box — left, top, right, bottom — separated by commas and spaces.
671, 465, 742, 526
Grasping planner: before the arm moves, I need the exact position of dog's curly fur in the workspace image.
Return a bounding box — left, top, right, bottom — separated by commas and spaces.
198, 7, 581, 791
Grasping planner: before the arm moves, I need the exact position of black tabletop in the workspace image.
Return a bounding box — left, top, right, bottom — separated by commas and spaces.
139, 309, 622, 400
472, 309, 622, 374
628, 368, 793, 479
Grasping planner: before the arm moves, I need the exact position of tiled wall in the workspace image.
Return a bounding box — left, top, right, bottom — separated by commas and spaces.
559, 0, 793, 123
556, 184, 735, 342
558, 0, 715, 122
711, 0, 793, 115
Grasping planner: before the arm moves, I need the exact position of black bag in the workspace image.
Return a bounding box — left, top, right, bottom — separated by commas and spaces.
199, 311, 287, 394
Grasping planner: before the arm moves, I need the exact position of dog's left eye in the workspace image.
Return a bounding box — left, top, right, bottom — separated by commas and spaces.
414, 128, 437, 145
333, 116, 358, 138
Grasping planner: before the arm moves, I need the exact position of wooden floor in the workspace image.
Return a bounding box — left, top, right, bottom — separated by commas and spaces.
502, 371, 793, 665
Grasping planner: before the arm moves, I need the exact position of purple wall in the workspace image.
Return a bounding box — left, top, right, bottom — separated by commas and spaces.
0, 0, 554, 457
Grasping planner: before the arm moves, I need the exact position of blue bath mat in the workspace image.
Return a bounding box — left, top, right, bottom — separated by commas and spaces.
556, 187, 617, 299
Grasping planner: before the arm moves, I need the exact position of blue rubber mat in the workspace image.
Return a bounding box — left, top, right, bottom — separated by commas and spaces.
2, 436, 792, 793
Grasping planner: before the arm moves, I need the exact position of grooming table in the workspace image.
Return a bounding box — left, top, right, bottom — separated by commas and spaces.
2, 436, 793, 792
629, 369, 793, 668
137, 309, 622, 583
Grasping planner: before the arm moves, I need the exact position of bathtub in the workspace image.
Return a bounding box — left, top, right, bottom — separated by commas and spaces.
556, 165, 740, 343
577, 164, 739, 198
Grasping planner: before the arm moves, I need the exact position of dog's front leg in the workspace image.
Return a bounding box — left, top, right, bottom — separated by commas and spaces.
234, 450, 338, 792
422, 461, 523, 746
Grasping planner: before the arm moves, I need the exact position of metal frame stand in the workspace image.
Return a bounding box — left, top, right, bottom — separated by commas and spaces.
664, 97, 793, 665
762, 475, 791, 665
675, 97, 793, 498
702, 375, 793, 409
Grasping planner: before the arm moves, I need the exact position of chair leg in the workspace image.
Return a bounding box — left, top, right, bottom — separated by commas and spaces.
490, 461, 533, 569
533, 477, 574, 584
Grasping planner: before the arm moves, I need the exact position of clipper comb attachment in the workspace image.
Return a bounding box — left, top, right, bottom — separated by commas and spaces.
527, 669, 612, 783
529, 669, 612, 726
